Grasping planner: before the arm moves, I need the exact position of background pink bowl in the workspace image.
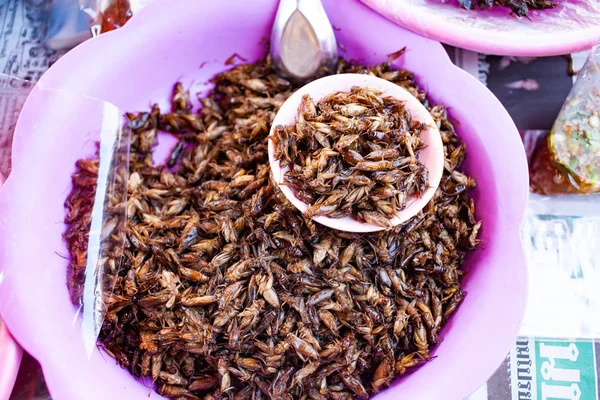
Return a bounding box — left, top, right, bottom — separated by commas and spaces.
0, 316, 22, 399
0, 0, 529, 399
360, 0, 600, 56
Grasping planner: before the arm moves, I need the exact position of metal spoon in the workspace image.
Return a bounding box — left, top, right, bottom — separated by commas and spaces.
270, 0, 338, 84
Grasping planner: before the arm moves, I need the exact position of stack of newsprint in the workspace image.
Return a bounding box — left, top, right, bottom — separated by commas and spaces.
1, 1, 598, 399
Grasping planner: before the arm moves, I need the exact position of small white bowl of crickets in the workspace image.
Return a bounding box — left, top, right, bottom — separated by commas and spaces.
268, 73, 444, 233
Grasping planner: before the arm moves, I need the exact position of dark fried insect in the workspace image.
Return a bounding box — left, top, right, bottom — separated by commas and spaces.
272, 87, 429, 227
457, 0, 557, 17
63, 54, 480, 400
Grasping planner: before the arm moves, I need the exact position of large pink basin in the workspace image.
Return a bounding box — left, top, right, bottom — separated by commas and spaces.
0, 0, 528, 399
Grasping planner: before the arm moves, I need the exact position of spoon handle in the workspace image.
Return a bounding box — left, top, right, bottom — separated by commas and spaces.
270, 0, 338, 83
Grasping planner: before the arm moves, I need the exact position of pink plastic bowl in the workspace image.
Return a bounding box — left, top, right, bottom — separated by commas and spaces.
268, 73, 444, 233
0, 0, 528, 399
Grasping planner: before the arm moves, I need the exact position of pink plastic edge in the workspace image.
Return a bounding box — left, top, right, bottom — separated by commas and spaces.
0, 1, 529, 399
267, 73, 444, 233
360, 0, 600, 56
0, 317, 23, 399
0, 172, 23, 400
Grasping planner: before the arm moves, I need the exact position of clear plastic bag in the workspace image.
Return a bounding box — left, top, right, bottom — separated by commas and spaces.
530, 41, 600, 195
44, 0, 92, 50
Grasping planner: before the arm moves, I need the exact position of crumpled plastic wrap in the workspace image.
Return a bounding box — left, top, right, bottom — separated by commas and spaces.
44, 0, 91, 50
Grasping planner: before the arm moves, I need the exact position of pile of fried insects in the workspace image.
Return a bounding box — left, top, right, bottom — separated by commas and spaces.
64, 55, 480, 400
458, 0, 557, 17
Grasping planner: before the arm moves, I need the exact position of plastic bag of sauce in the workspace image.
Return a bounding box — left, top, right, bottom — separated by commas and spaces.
530, 42, 600, 195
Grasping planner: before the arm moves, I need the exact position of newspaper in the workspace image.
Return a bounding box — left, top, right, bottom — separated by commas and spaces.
470, 337, 600, 400
3, 6, 600, 399
0, 0, 72, 178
